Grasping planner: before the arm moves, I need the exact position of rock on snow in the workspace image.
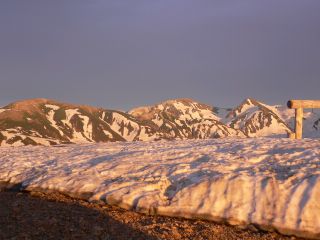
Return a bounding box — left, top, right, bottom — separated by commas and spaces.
0, 138, 319, 239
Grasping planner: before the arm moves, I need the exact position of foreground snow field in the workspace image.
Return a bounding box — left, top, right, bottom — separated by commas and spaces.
0, 138, 319, 239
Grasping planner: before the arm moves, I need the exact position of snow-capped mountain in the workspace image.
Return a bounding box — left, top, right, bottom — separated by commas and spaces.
129, 98, 245, 139
224, 98, 292, 137
0, 98, 163, 146
0, 97, 319, 146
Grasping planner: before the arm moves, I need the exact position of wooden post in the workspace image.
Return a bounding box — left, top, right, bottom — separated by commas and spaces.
287, 100, 320, 109
287, 100, 320, 139
295, 108, 303, 139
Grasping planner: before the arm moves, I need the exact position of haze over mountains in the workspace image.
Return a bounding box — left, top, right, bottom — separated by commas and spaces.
0, 98, 319, 146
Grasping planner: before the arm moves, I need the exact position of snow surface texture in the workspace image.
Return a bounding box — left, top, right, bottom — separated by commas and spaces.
0, 139, 320, 239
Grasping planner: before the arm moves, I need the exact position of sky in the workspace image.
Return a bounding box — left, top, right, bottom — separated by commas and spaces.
0, 0, 319, 111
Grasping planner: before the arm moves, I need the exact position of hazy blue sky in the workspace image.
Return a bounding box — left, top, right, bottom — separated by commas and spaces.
0, 1, 319, 110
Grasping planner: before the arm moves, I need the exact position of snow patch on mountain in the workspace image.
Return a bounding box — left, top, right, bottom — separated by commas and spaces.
63, 109, 80, 123
78, 115, 93, 140
45, 104, 60, 110
46, 106, 64, 137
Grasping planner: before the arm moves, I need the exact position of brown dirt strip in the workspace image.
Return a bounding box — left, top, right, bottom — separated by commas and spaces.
0, 191, 302, 240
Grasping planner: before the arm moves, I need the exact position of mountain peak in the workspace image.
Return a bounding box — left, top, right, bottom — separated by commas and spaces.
241, 98, 259, 106
3, 98, 57, 114
166, 98, 196, 104
7, 98, 49, 106
154, 98, 202, 107
4, 98, 64, 109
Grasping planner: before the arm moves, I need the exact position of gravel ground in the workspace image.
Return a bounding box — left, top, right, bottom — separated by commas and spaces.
0, 191, 303, 240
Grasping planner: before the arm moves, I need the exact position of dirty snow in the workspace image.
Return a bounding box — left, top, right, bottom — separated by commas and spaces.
0, 138, 320, 239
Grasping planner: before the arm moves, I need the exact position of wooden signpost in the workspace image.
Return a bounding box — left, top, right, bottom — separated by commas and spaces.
287, 100, 320, 139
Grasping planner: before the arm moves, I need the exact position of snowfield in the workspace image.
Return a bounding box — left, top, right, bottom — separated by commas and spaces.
0, 138, 320, 239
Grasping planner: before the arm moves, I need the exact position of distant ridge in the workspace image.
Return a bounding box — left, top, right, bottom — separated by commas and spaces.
129, 98, 244, 139
0, 98, 163, 146
0, 98, 319, 146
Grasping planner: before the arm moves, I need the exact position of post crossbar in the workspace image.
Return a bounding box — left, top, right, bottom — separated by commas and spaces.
287, 100, 320, 139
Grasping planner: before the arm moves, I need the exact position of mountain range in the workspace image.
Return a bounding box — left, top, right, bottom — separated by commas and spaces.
0, 98, 319, 146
